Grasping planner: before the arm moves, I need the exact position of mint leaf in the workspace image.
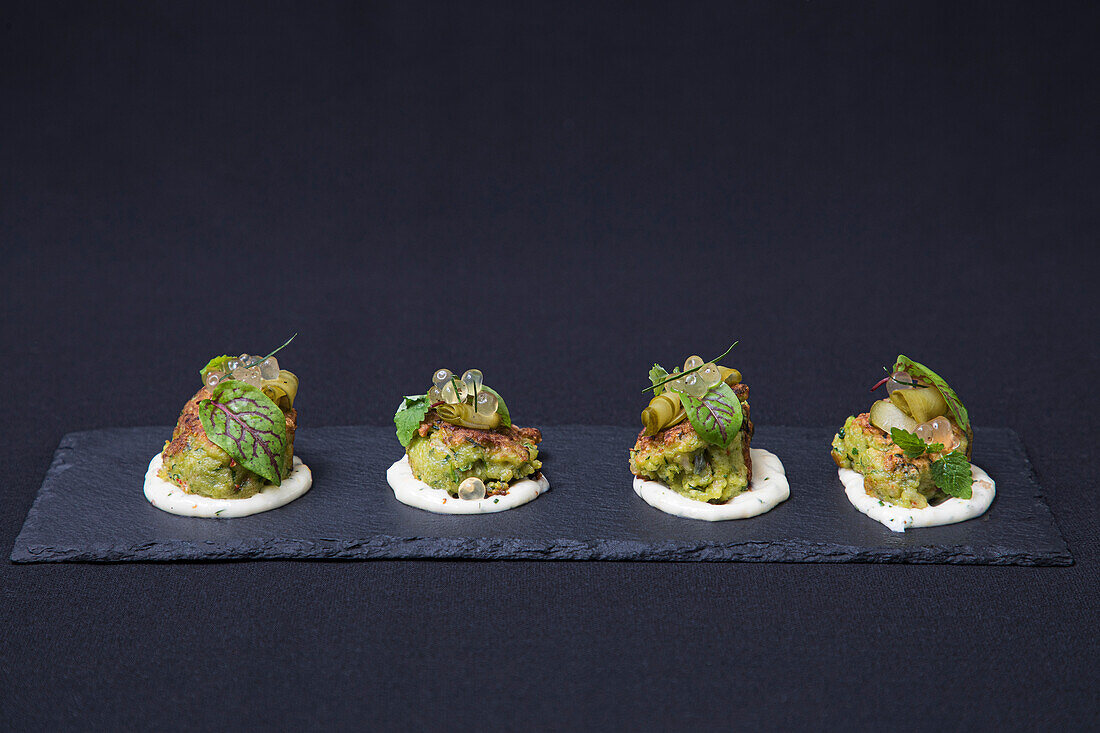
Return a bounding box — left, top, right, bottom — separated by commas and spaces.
394, 394, 430, 447
890, 428, 934, 459
932, 450, 974, 499
480, 386, 510, 427
199, 380, 288, 485
884, 422, 946, 457
199, 355, 232, 383
648, 364, 669, 396
680, 381, 743, 447
894, 356, 970, 433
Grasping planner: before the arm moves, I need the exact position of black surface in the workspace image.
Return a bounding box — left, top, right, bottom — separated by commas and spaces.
3, 1, 1098, 730
12, 426, 1070, 565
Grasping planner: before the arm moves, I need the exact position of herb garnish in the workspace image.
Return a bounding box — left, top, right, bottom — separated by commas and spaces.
394, 395, 431, 447
643, 342, 738, 393
198, 381, 288, 485
245, 333, 297, 369
930, 450, 973, 499
888, 427, 973, 499
889, 428, 944, 459
679, 381, 744, 447
648, 364, 670, 395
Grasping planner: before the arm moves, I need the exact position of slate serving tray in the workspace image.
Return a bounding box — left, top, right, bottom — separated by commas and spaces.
10, 425, 1071, 565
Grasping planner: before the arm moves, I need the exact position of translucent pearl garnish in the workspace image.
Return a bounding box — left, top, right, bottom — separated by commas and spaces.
681, 372, 708, 398
204, 371, 223, 388
665, 376, 686, 394
231, 367, 262, 387
475, 390, 498, 416
428, 385, 444, 404
462, 369, 483, 395
457, 477, 486, 501
441, 380, 468, 404
238, 354, 252, 366
698, 362, 722, 387
258, 356, 279, 380
433, 369, 454, 389
226, 358, 241, 372
928, 417, 955, 449
684, 355, 705, 371
916, 417, 954, 450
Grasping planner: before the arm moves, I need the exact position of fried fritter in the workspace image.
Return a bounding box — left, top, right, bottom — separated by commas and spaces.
159, 386, 297, 499
407, 412, 542, 495
830, 412, 969, 508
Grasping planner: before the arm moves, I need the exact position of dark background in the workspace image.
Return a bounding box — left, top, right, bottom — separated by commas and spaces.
2, 1, 1097, 729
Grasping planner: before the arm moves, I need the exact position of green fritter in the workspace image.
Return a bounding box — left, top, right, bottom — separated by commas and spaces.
407, 413, 542, 496
831, 412, 969, 508
629, 383, 753, 503
159, 386, 297, 499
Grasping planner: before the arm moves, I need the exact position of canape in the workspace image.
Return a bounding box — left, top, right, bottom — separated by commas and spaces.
831, 355, 994, 531
629, 345, 788, 520
388, 369, 548, 514
144, 335, 311, 518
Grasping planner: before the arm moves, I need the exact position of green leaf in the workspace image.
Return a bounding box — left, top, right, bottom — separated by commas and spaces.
648, 364, 669, 396
894, 356, 969, 432
931, 450, 974, 499
480, 385, 511, 427
198, 380, 288, 485
199, 356, 232, 383
394, 394, 430, 447
889, 428, 943, 459
680, 381, 744, 447
889, 428, 927, 458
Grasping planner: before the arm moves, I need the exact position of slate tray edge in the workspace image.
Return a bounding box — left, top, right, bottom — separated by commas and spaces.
1008, 427, 1074, 563
13, 537, 1074, 566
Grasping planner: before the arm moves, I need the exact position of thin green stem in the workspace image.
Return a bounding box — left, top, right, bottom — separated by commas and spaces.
246, 333, 297, 369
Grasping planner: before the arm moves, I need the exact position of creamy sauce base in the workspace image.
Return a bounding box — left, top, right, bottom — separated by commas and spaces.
387, 455, 549, 514
839, 463, 995, 532
144, 453, 312, 518
633, 448, 789, 521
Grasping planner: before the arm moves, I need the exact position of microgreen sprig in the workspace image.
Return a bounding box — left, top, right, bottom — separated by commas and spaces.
245, 333, 297, 369
642, 342, 738, 393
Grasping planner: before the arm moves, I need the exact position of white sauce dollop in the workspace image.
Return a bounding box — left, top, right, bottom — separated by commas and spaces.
839, 463, 995, 532
633, 448, 789, 521
387, 455, 549, 514
144, 452, 312, 518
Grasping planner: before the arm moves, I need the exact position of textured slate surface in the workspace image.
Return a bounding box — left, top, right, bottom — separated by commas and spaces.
10, 425, 1071, 565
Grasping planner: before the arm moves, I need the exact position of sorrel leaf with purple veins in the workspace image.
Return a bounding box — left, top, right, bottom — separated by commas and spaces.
893, 355, 969, 432
199, 381, 288, 485
680, 381, 744, 448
